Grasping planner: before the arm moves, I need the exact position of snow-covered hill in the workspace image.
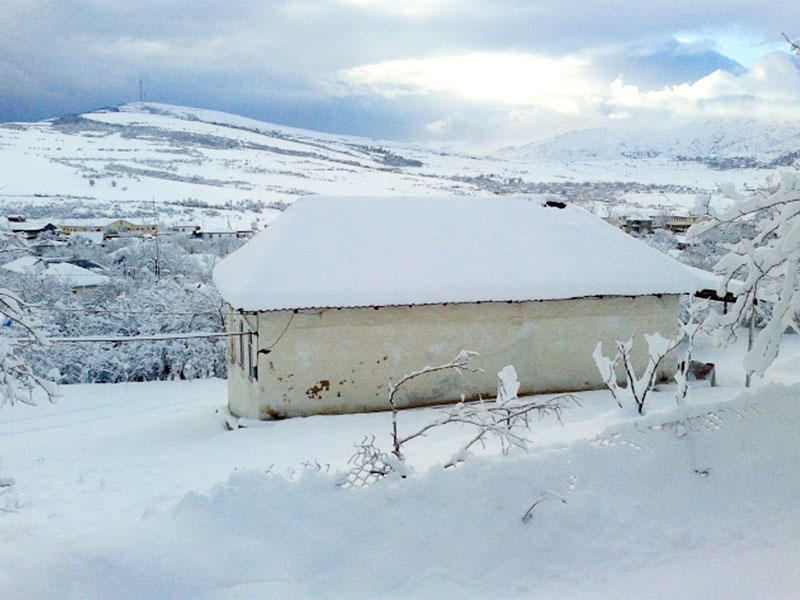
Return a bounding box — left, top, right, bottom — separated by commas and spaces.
510, 117, 800, 166
0, 102, 797, 229
0, 102, 524, 229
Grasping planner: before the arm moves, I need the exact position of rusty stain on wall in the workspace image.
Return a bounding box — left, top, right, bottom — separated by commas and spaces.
306, 380, 330, 399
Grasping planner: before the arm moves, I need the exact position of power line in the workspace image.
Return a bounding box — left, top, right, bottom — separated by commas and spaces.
36, 306, 231, 317
13, 331, 247, 344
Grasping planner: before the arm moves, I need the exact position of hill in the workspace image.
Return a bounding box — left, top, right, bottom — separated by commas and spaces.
1, 102, 798, 229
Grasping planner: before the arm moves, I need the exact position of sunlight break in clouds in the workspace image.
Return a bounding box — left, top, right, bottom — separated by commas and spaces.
339, 48, 800, 143
335, 0, 453, 17
341, 53, 597, 113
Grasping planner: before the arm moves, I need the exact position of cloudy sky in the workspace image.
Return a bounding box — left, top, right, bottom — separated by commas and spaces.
2, 1, 798, 147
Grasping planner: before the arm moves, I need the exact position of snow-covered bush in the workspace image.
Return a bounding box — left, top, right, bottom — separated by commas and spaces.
339, 355, 575, 488
689, 170, 800, 378
0, 234, 59, 509
593, 333, 678, 415
674, 300, 706, 406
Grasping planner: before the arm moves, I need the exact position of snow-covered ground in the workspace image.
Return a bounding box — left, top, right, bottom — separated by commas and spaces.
1, 333, 799, 599
0, 102, 788, 232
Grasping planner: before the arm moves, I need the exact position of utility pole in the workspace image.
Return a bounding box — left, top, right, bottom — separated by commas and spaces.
139, 79, 144, 102
152, 194, 160, 280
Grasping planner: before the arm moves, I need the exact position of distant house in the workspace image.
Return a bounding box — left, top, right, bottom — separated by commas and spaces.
8, 221, 59, 240
59, 219, 157, 240
213, 196, 708, 420
48, 258, 108, 273
622, 216, 654, 235
30, 238, 69, 257
59, 223, 105, 235
665, 215, 705, 233
105, 220, 158, 237
170, 224, 200, 234
1, 256, 110, 290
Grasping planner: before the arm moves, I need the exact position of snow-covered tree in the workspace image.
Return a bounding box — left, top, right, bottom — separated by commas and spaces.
0, 287, 57, 408
2, 232, 238, 384
0, 234, 57, 407
689, 169, 800, 378
0, 233, 58, 509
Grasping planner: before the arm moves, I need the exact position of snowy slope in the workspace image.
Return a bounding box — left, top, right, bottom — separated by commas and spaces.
510, 117, 800, 164
1, 102, 795, 232
0, 102, 517, 230
0, 335, 799, 598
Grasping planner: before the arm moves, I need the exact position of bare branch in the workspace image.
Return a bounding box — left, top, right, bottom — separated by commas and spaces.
521, 491, 567, 523
341, 358, 575, 487
782, 32, 800, 54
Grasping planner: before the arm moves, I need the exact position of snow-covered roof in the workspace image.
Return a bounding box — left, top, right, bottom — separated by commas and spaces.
1, 256, 110, 288
213, 196, 709, 311
1, 255, 41, 274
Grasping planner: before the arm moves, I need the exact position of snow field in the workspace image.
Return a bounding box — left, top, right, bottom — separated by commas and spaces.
0, 335, 799, 598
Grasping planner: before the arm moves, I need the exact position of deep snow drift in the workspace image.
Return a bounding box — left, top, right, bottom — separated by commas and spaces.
0, 336, 799, 599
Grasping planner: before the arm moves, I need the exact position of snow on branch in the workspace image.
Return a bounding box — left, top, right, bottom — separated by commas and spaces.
0, 286, 57, 408
386, 350, 482, 460
674, 300, 707, 406
340, 356, 577, 488
593, 333, 680, 415
688, 169, 800, 377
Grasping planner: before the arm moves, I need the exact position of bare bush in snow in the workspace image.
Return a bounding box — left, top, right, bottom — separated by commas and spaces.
340, 354, 575, 487
387, 350, 482, 461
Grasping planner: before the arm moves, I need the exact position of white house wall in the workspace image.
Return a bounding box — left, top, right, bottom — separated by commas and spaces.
226, 295, 682, 419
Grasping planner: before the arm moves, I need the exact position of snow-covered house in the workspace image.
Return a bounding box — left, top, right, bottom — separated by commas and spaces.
8, 220, 59, 240
213, 196, 706, 419
1, 255, 111, 291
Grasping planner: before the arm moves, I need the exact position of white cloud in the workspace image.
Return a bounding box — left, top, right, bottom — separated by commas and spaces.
335, 49, 800, 146
334, 0, 455, 17
606, 52, 800, 119
341, 52, 598, 113
3, 0, 800, 144
425, 117, 453, 135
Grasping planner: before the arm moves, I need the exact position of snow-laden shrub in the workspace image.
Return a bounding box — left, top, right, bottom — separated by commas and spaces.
689, 170, 800, 378
339, 355, 575, 488
593, 333, 678, 415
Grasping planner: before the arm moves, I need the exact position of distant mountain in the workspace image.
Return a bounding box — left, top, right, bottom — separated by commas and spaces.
508, 118, 800, 166
593, 39, 746, 91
